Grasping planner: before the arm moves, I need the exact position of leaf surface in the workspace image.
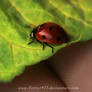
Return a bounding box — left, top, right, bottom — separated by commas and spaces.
0, 0, 92, 82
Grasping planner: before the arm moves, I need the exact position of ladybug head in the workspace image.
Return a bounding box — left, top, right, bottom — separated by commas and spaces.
30, 31, 34, 38
30, 27, 37, 38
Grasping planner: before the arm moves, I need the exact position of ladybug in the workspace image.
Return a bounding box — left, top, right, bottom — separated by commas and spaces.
28, 22, 68, 53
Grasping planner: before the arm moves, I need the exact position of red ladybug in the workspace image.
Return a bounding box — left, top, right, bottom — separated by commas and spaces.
28, 22, 68, 53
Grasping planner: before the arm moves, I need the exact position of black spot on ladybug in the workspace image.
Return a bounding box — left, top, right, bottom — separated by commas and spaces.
56, 37, 61, 41
42, 35, 46, 39
49, 26, 53, 31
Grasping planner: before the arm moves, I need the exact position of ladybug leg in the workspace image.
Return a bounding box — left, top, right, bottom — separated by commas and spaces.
45, 43, 54, 53
28, 38, 35, 45
36, 40, 46, 50
42, 43, 46, 50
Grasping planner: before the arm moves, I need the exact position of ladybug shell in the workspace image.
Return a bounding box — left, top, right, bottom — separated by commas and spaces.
35, 22, 67, 45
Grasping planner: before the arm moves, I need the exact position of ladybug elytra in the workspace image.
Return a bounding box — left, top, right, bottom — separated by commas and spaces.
28, 22, 68, 53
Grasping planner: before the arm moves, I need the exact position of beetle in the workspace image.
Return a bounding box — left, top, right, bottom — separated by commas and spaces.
28, 22, 68, 53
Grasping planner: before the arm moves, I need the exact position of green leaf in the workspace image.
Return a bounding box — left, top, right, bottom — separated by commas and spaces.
0, 0, 92, 82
